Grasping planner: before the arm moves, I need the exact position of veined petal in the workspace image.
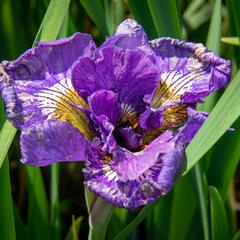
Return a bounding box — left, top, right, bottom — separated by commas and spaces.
72, 46, 159, 119
84, 130, 185, 209
174, 107, 208, 143
0, 33, 95, 139
149, 38, 231, 108
20, 120, 90, 166
88, 90, 121, 125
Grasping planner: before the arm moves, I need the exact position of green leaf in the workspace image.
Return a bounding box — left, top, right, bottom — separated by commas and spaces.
34, 0, 71, 43
26, 167, 51, 240
50, 164, 61, 240
194, 164, 210, 240
0, 158, 16, 240
168, 174, 198, 240
221, 37, 240, 46
207, 117, 240, 199
128, 0, 157, 39
147, 0, 181, 38
113, 199, 161, 240
85, 189, 115, 240
206, 0, 222, 53
13, 203, 27, 240
232, 230, 240, 240
65, 216, 83, 240
186, 70, 240, 172
209, 186, 229, 240
79, 0, 108, 35
0, 120, 17, 169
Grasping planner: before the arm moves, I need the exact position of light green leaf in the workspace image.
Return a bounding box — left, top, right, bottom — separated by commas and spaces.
34, 0, 71, 43
210, 186, 229, 240
186, 70, 240, 172
221, 37, 240, 46
0, 120, 17, 169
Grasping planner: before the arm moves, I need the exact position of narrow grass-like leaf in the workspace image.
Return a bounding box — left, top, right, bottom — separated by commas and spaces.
113, 199, 161, 240
168, 174, 198, 240
210, 186, 229, 240
186, 70, 240, 171
184, 3, 212, 31
27, 166, 51, 240
128, 0, 157, 39
79, 0, 108, 35
50, 164, 61, 240
206, 0, 221, 53
194, 164, 210, 240
147, 0, 181, 38
34, 0, 71, 43
0, 158, 16, 240
221, 37, 240, 46
0, 120, 17, 169
207, 117, 240, 198
65, 216, 83, 240
0, 101, 15, 240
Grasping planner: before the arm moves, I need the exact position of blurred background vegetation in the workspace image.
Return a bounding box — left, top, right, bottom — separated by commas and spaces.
1, 0, 240, 239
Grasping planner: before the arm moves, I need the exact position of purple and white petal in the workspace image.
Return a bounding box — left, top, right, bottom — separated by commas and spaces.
0, 33, 95, 139
84, 130, 185, 209
149, 38, 231, 108
20, 120, 90, 166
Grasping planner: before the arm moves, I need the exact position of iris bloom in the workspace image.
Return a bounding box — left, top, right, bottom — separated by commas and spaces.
0, 19, 231, 209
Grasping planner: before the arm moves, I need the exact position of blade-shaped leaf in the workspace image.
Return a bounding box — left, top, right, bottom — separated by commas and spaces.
27, 167, 51, 240
210, 186, 229, 240
34, 0, 71, 43
168, 174, 198, 240
221, 37, 240, 46
147, 0, 181, 38
186, 70, 240, 172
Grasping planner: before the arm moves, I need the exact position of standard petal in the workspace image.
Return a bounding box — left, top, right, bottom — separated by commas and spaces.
20, 120, 90, 166
72, 46, 159, 118
88, 90, 121, 125
84, 130, 185, 209
149, 38, 231, 108
101, 19, 153, 55
0, 33, 95, 139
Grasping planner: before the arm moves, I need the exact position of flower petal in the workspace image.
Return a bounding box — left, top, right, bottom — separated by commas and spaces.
20, 120, 90, 166
174, 107, 208, 143
101, 19, 152, 55
72, 46, 159, 116
84, 130, 185, 209
88, 90, 121, 125
0, 33, 95, 139
149, 38, 231, 108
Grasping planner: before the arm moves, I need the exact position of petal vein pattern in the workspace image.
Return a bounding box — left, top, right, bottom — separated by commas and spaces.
19, 75, 93, 139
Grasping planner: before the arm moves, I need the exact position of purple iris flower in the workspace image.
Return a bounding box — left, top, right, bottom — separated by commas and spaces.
0, 19, 231, 209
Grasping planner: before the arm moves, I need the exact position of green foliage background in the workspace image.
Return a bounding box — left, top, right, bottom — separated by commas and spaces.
0, 0, 240, 239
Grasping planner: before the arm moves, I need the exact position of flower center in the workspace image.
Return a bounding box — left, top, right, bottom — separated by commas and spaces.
113, 125, 143, 152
